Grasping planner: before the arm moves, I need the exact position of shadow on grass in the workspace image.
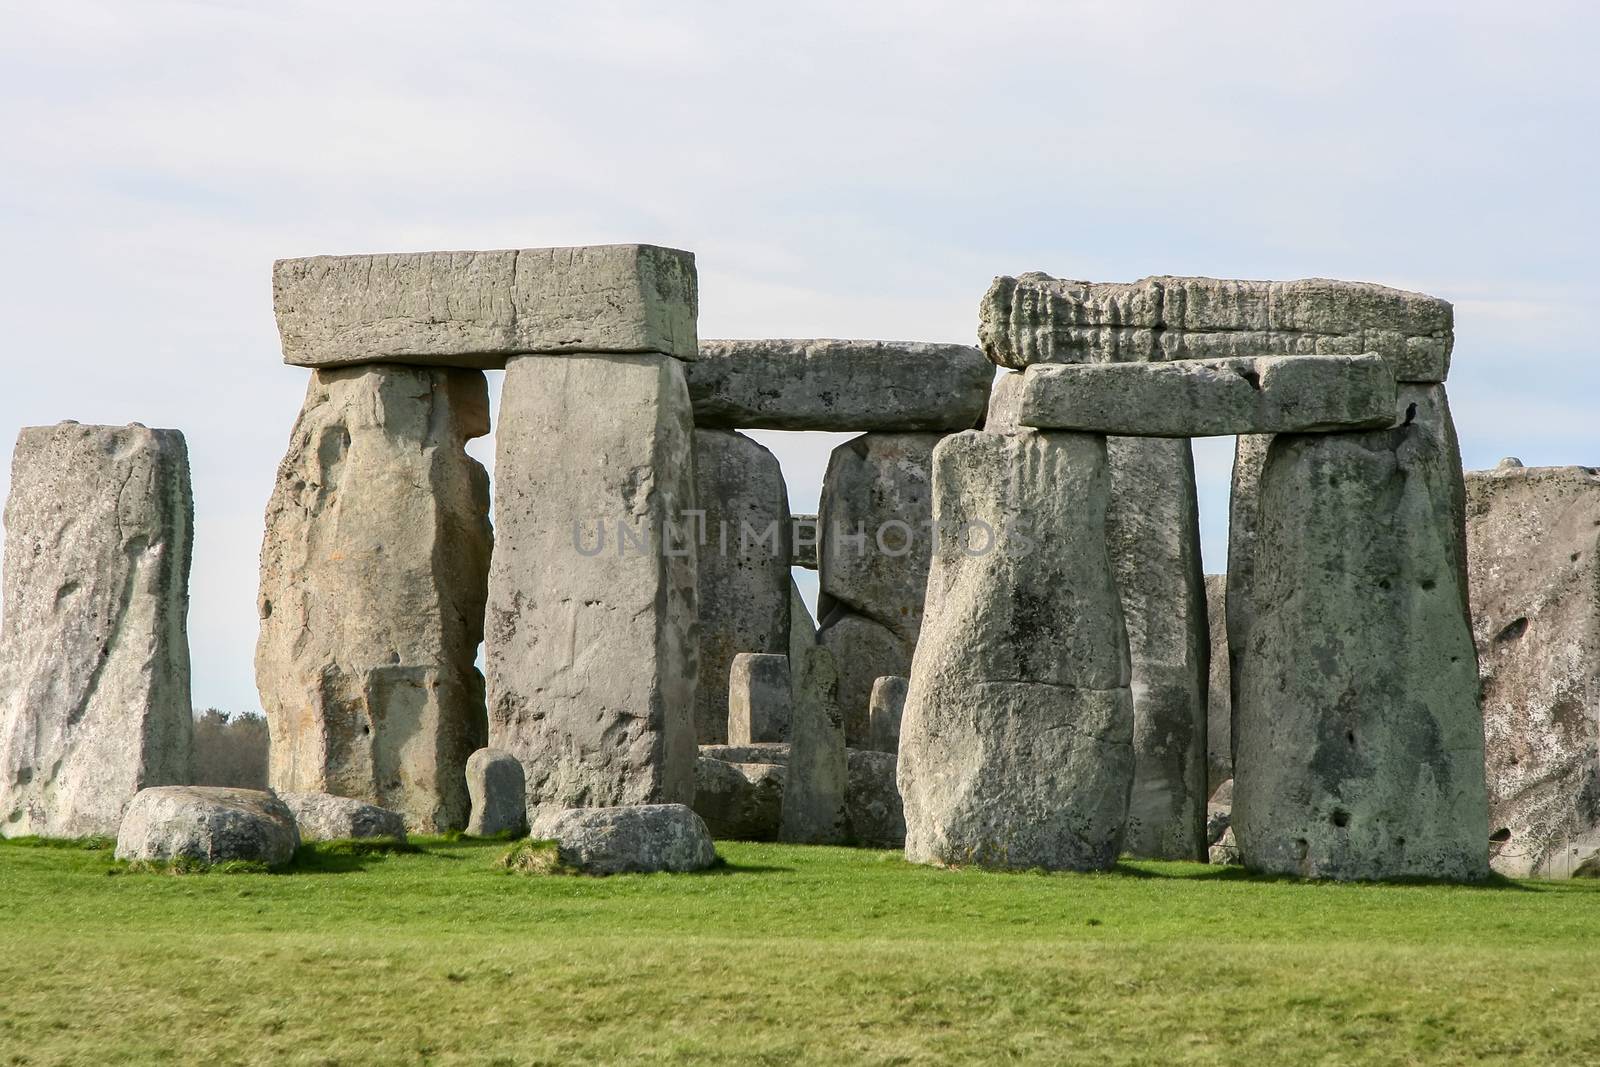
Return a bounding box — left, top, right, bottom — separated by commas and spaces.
1110, 860, 1541, 892
285, 838, 424, 875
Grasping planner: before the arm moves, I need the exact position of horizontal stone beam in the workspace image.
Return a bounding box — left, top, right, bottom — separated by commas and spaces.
273, 244, 698, 368
981, 274, 1453, 382
687, 339, 991, 431
1017, 354, 1397, 437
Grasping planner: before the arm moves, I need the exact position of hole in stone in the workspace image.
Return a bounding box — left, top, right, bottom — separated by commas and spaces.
1490, 828, 1512, 843
1345, 730, 1356, 747
1572, 552, 1582, 562
1235, 367, 1262, 390
1378, 579, 1391, 591
360, 724, 371, 737
260, 599, 273, 620
1495, 617, 1529, 643
1331, 810, 1350, 828
1403, 402, 1417, 425
1420, 578, 1436, 591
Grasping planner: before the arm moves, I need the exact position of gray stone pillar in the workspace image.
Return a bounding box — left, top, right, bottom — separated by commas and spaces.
779, 644, 847, 844
898, 430, 1134, 871
486, 353, 699, 816
692, 429, 790, 743
256, 366, 491, 832
1203, 574, 1232, 796
0, 422, 194, 838
1233, 386, 1489, 881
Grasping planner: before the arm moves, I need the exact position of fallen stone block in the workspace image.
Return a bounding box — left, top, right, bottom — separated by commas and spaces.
980, 274, 1454, 382
280, 792, 407, 842
1233, 385, 1489, 882
868, 676, 908, 754
0, 422, 194, 839
1466, 461, 1600, 877
531, 804, 717, 874
1018, 354, 1397, 436
115, 787, 299, 868
688, 339, 991, 431
693, 757, 785, 841
694, 430, 791, 743
699, 742, 791, 766
257, 365, 491, 833
466, 748, 529, 838
846, 749, 905, 848
273, 244, 698, 367
728, 653, 792, 745
898, 430, 1135, 871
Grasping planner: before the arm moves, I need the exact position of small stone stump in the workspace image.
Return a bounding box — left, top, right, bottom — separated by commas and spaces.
868, 676, 908, 754
466, 748, 529, 838
728, 653, 792, 744
115, 787, 299, 868
531, 804, 717, 874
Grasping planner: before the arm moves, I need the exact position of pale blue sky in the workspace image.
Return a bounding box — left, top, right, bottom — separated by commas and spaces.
1, 1, 1595, 713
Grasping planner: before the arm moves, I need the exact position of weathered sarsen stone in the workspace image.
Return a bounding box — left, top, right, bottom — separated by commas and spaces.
1226, 434, 1273, 718
1018, 354, 1397, 437
693, 430, 789, 743
273, 244, 698, 367
486, 353, 698, 817
1108, 437, 1210, 861
1466, 462, 1600, 877
868, 675, 908, 754
818, 432, 939, 744
1204, 574, 1232, 796
0, 423, 194, 838
779, 644, 848, 844
466, 747, 529, 838
688, 339, 992, 431
531, 803, 717, 874
980, 274, 1454, 382
280, 791, 407, 842
256, 366, 490, 833
898, 430, 1135, 871
727, 653, 792, 745
115, 786, 298, 868
1233, 386, 1489, 882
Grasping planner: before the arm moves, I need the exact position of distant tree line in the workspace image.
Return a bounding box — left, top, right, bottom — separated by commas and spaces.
192, 708, 270, 789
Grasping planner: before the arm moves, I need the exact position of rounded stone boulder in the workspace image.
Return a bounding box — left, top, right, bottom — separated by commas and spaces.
114, 786, 300, 868
530, 803, 717, 875
279, 791, 407, 842
466, 748, 529, 838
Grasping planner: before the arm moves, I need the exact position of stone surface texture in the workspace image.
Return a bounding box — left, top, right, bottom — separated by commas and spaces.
531, 803, 717, 874
693, 430, 790, 743
846, 749, 906, 848
114, 786, 299, 868
868, 675, 908, 754
1465, 463, 1600, 877
1107, 437, 1210, 861
466, 747, 529, 838
274, 244, 698, 367
980, 274, 1454, 383
0, 422, 194, 838
280, 791, 407, 841
778, 644, 848, 844
984, 371, 1025, 432
817, 432, 940, 744
790, 514, 819, 570
256, 365, 490, 833
727, 653, 792, 745
692, 757, 785, 841
1226, 434, 1273, 719
898, 430, 1135, 871
1018, 354, 1397, 436
1204, 574, 1233, 796
486, 353, 698, 817
689, 339, 992, 431
1232, 386, 1489, 881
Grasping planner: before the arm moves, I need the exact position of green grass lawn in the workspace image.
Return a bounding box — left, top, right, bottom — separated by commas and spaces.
3, 836, 1598, 1065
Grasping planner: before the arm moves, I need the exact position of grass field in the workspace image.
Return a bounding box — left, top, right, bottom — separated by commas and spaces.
3, 835, 1599, 1065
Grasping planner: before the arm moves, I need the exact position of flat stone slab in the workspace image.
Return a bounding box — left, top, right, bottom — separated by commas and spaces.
531, 804, 717, 874
115, 787, 299, 868
981, 274, 1453, 382
688, 340, 992, 431
1017, 354, 1397, 436
279, 792, 407, 842
274, 244, 698, 367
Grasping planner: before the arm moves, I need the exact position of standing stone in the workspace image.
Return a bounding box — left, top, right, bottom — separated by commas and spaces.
1465, 462, 1600, 877
1108, 437, 1209, 861
256, 366, 490, 833
727, 653, 792, 745
1204, 574, 1232, 796
466, 748, 529, 838
778, 644, 847, 844
790, 514, 819, 570
984, 371, 1025, 432
486, 353, 698, 816
693, 757, 785, 841
817, 432, 939, 744
868, 675, 908, 754
692, 430, 790, 743
1233, 386, 1489, 882
898, 430, 1135, 871
846, 749, 906, 848
1226, 434, 1273, 717
0, 423, 194, 838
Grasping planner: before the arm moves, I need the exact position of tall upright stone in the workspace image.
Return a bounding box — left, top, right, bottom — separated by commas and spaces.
1203, 574, 1232, 796
817, 432, 939, 744
1109, 437, 1210, 860
1233, 386, 1489, 882
256, 366, 491, 832
898, 430, 1135, 871
692, 429, 790, 743
1465, 461, 1600, 877
779, 644, 847, 844
0, 422, 194, 838
487, 352, 699, 816
1226, 434, 1273, 715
